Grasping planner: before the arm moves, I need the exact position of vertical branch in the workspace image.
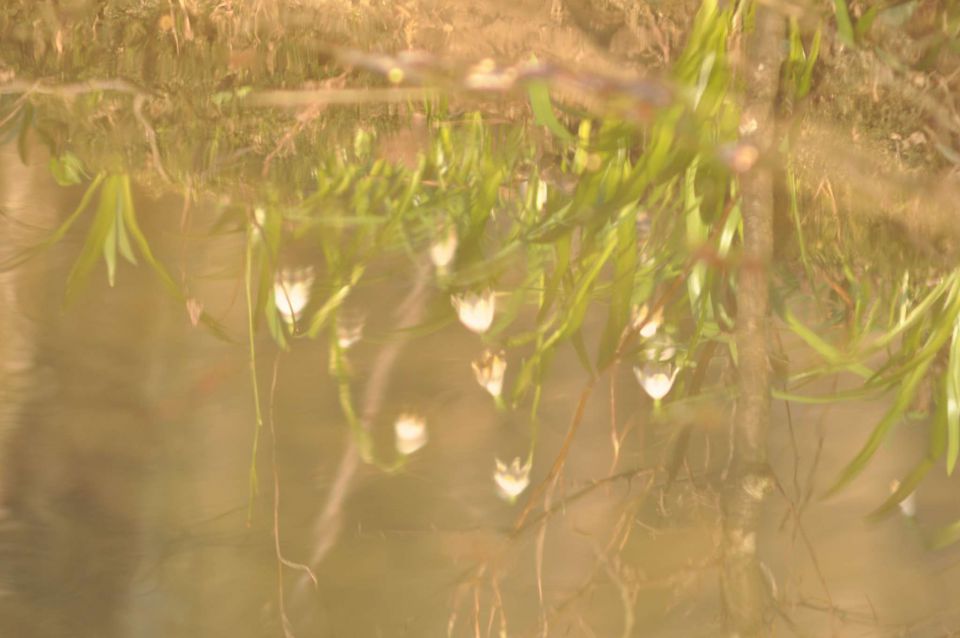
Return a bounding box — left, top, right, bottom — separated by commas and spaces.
721, 3, 784, 636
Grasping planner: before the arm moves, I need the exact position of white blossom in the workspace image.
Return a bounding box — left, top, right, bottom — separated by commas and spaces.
394, 413, 428, 456
494, 457, 532, 502
634, 360, 679, 401
472, 350, 507, 398
274, 267, 314, 325
429, 225, 458, 270
336, 312, 365, 349
451, 289, 496, 334
632, 303, 663, 339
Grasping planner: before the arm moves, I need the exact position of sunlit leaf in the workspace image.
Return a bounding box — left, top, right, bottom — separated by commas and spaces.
946, 318, 960, 474
65, 175, 120, 302
927, 519, 960, 550
823, 353, 934, 498
121, 175, 230, 340
49, 151, 87, 186
527, 80, 574, 143
597, 207, 638, 368
833, 0, 856, 47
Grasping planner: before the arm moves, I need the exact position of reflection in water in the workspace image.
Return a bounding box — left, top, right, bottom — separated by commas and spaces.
1, 148, 959, 634
493, 457, 533, 503
451, 289, 497, 335
1, 1, 960, 636
472, 349, 508, 399
394, 413, 429, 457
273, 267, 315, 327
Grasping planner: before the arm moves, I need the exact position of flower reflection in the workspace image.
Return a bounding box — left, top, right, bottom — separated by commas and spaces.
633, 360, 679, 401
451, 289, 496, 334
336, 312, 365, 349
429, 224, 458, 271
394, 413, 428, 456
643, 334, 676, 362
472, 350, 507, 398
631, 303, 663, 339
465, 58, 518, 91
494, 457, 532, 502
274, 267, 314, 325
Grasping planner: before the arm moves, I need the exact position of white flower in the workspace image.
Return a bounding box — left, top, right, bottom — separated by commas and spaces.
634, 360, 679, 401
631, 303, 663, 339
451, 289, 496, 334
336, 312, 365, 349
494, 457, 532, 502
394, 413, 428, 456
274, 267, 314, 325
429, 224, 458, 270
472, 350, 507, 398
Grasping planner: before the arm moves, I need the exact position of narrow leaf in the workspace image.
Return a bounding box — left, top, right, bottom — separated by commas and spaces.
65, 176, 119, 303
823, 356, 932, 498
527, 80, 574, 143
834, 0, 856, 47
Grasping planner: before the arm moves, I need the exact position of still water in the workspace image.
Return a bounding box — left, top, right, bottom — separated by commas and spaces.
2, 140, 960, 637
2, 1, 960, 636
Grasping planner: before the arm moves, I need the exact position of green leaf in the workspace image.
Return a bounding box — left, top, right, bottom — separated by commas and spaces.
823, 354, 933, 498
927, 519, 960, 550
571, 327, 594, 377
49, 151, 87, 186
834, 0, 856, 47
527, 80, 574, 143
115, 183, 139, 266
103, 205, 118, 287
783, 309, 873, 378
120, 175, 230, 340
867, 458, 932, 521
798, 27, 822, 98
306, 266, 365, 338
596, 208, 638, 368
946, 318, 960, 474
65, 176, 120, 303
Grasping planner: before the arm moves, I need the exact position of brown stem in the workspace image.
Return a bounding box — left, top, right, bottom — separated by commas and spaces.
720, 4, 784, 636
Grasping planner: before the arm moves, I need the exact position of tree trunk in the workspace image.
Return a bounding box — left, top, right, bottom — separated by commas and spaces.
721, 4, 784, 636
